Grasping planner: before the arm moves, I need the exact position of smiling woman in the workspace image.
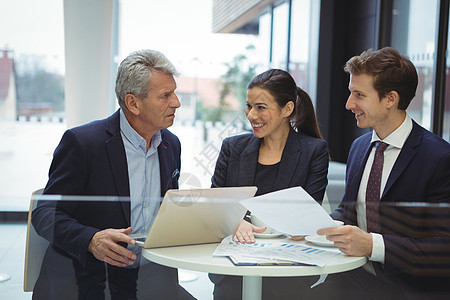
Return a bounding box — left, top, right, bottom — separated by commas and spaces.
209, 69, 330, 299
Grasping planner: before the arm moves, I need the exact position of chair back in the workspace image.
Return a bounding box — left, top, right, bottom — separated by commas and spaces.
321, 192, 331, 214
23, 188, 48, 292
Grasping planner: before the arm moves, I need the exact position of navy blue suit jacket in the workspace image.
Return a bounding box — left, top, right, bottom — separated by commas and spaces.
332, 121, 450, 288
31, 110, 182, 298
211, 128, 329, 203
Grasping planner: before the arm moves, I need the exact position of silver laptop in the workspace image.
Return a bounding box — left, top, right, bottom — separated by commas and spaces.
134, 186, 257, 248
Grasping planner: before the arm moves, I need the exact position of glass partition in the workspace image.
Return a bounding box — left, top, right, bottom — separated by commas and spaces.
20, 192, 450, 299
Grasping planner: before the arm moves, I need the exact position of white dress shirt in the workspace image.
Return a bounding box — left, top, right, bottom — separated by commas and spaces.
356, 114, 413, 268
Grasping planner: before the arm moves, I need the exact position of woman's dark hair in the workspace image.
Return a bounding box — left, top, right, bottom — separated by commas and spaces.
247, 69, 323, 139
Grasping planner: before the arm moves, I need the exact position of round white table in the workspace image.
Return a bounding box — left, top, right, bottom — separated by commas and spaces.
142, 237, 366, 300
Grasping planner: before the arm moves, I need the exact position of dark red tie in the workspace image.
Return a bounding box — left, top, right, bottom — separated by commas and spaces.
366, 141, 388, 233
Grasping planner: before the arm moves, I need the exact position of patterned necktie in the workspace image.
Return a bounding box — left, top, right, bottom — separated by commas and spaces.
366, 141, 389, 233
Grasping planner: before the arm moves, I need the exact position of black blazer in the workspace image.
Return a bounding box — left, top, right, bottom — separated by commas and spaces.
31, 110, 182, 299
211, 128, 329, 203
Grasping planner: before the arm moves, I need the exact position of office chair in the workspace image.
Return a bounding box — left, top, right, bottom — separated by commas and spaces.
23, 188, 48, 292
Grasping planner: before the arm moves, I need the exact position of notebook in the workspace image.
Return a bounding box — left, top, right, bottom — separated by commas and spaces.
133, 186, 257, 248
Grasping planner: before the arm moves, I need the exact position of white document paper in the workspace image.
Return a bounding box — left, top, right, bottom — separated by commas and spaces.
240, 186, 337, 236
214, 236, 341, 267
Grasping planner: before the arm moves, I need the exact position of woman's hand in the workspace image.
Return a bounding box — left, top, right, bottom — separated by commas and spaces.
233, 220, 267, 244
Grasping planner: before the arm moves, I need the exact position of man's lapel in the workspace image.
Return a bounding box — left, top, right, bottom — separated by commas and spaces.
382, 122, 421, 198
348, 135, 373, 202
158, 129, 179, 197
341, 134, 372, 224
105, 110, 131, 223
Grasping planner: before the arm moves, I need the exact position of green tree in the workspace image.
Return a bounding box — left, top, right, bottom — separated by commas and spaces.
219, 45, 258, 122
198, 45, 258, 124
15, 55, 65, 112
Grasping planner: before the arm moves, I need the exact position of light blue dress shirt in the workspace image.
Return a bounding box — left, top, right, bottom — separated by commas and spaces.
120, 109, 162, 266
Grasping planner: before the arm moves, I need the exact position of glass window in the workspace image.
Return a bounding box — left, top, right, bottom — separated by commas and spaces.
271, 2, 289, 70
258, 11, 272, 70
289, 0, 320, 104
0, 0, 65, 210
444, 8, 450, 142
257, 1, 320, 104
391, 0, 438, 130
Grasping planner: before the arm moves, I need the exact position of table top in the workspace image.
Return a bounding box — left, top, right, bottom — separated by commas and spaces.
142, 237, 367, 277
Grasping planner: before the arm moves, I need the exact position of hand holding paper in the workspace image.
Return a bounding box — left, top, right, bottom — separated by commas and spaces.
239, 187, 338, 236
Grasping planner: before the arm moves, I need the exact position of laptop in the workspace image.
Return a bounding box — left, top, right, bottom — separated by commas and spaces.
133, 186, 257, 248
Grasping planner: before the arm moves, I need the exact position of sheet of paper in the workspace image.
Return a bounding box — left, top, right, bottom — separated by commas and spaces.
240, 186, 337, 236
228, 254, 301, 266
214, 236, 341, 267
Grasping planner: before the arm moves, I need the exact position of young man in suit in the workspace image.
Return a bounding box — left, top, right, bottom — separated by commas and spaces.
312, 47, 450, 299
32, 50, 194, 299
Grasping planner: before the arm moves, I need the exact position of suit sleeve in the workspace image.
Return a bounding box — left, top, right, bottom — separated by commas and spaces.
211, 137, 231, 188
32, 129, 99, 267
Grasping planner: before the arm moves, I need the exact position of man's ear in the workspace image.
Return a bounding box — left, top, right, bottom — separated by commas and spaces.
385, 91, 399, 109
124, 94, 140, 115
283, 101, 295, 117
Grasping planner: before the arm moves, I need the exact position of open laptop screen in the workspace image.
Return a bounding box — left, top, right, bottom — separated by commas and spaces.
137, 186, 257, 248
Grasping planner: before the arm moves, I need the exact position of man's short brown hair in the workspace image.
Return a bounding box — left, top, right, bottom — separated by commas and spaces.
344, 47, 418, 110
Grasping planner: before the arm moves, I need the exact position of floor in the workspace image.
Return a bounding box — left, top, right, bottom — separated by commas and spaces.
0, 222, 214, 300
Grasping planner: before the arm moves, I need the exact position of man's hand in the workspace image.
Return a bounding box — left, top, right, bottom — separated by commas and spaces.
233, 220, 267, 244
88, 227, 137, 267
317, 225, 373, 257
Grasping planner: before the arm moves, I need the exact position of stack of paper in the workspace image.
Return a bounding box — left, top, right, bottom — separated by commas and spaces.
213, 186, 347, 266
214, 236, 341, 266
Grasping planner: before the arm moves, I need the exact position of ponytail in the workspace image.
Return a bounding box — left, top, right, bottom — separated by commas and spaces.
291, 87, 323, 139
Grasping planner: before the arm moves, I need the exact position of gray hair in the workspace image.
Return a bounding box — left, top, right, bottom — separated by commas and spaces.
115, 49, 179, 109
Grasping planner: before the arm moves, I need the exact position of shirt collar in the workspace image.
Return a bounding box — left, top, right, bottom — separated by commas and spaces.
370, 113, 413, 149
120, 109, 162, 151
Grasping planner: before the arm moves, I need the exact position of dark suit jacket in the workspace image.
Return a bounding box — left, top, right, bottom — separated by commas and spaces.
31, 110, 182, 298
332, 121, 450, 291
211, 127, 329, 203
